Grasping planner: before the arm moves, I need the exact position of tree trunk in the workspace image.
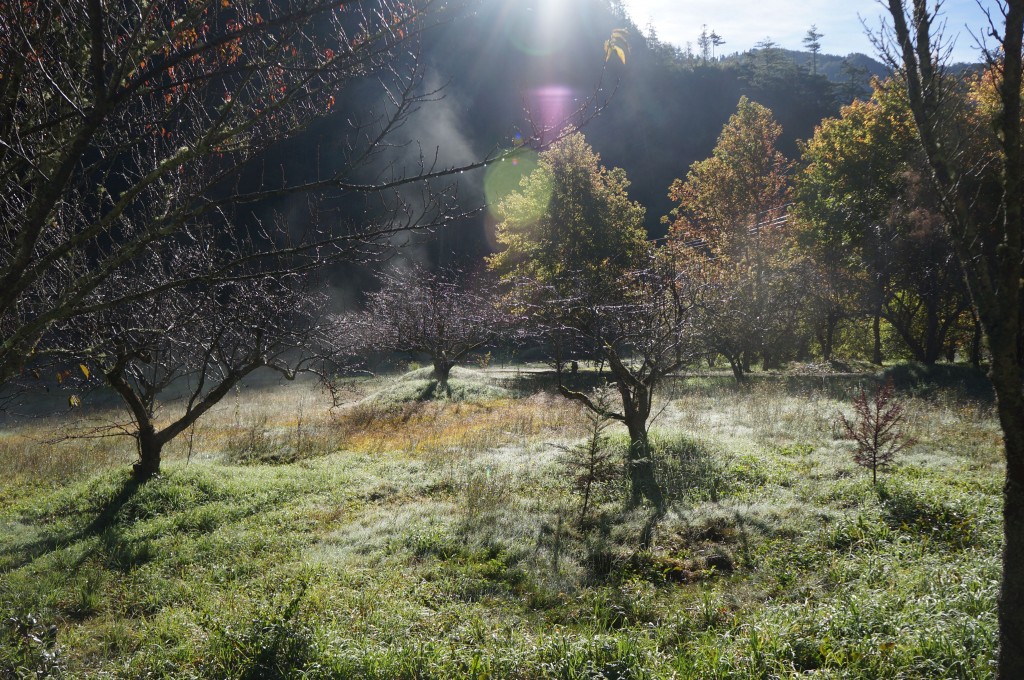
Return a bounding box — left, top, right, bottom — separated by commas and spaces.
727, 355, 746, 384
945, 341, 956, 363
991, 341, 1024, 679
923, 306, 941, 365
133, 423, 163, 481
820, 314, 836, 363
983, 315, 1024, 680
625, 416, 663, 509
872, 312, 883, 365
971, 315, 983, 368
432, 359, 454, 388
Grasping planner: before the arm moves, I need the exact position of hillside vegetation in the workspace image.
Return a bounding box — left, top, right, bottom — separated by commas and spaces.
0, 365, 1001, 678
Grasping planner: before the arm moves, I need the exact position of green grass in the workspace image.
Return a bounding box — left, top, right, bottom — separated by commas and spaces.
362, 367, 515, 406
0, 365, 1004, 678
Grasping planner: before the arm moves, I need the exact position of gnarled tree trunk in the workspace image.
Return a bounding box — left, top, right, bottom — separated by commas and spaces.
617, 379, 663, 509
134, 423, 164, 481
431, 358, 455, 388
624, 415, 663, 509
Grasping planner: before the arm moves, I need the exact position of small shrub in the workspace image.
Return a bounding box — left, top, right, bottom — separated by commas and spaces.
1, 615, 65, 679
559, 390, 622, 523
838, 379, 914, 484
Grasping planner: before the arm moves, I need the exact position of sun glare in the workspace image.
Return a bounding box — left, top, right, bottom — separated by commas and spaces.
496, 0, 575, 57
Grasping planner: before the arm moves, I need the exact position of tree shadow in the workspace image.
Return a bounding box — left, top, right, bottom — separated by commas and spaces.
876, 482, 980, 548
0, 475, 143, 574
881, 362, 994, 403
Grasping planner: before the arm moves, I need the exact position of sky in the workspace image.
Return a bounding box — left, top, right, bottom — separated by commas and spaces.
620, 0, 999, 64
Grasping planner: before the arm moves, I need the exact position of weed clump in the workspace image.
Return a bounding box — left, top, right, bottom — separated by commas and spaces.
1, 615, 64, 679
225, 406, 327, 465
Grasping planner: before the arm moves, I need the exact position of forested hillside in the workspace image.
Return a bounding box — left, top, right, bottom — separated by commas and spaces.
414, 0, 884, 248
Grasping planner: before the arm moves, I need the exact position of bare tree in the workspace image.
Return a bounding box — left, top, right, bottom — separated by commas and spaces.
878, 1, 1024, 675
520, 253, 705, 509
59, 248, 324, 480
0, 0, 607, 388
338, 263, 505, 394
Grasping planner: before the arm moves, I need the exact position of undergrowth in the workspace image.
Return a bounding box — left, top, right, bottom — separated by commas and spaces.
0, 366, 1003, 678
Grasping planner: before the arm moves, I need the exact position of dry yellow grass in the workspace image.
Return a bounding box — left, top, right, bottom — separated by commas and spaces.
330, 392, 588, 457
0, 377, 591, 493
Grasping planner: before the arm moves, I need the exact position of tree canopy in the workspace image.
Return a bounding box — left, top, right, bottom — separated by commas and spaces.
488, 131, 648, 291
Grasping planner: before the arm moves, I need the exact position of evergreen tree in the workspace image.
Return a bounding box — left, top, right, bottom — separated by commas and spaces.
803, 25, 824, 75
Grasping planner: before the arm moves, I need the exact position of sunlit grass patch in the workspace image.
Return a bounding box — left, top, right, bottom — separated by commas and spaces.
330, 391, 587, 457
0, 367, 1005, 678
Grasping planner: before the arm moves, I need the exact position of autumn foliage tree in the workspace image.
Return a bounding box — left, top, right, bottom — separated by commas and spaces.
794, 79, 972, 365
665, 97, 800, 379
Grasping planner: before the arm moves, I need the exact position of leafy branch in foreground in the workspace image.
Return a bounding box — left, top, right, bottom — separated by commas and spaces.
0, 0, 611, 390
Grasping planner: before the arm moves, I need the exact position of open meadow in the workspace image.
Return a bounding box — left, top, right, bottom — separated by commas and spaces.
0, 364, 1004, 678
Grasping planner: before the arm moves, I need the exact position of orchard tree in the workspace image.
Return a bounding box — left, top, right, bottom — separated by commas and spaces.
518, 254, 705, 509
665, 97, 801, 377
879, 1, 1024, 674
340, 263, 504, 394
490, 133, 702, 508
64, 259, 323, 480
0, 0, 604, 389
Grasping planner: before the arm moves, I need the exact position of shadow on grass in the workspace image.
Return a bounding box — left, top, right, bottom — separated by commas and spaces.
492, 369, 612, 396
414, 379, 453, 401
494, 361, 994, 405
0, 474, 143, 574
881, 362, 994, 403
876, 482, 982, 548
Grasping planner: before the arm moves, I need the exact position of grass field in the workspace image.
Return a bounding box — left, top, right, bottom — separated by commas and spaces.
0, 365, 1004, 678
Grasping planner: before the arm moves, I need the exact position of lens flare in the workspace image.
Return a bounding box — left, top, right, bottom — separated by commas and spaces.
498, 1, 575, 57
483, 148, 550, 221
529, 86, 575, 136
